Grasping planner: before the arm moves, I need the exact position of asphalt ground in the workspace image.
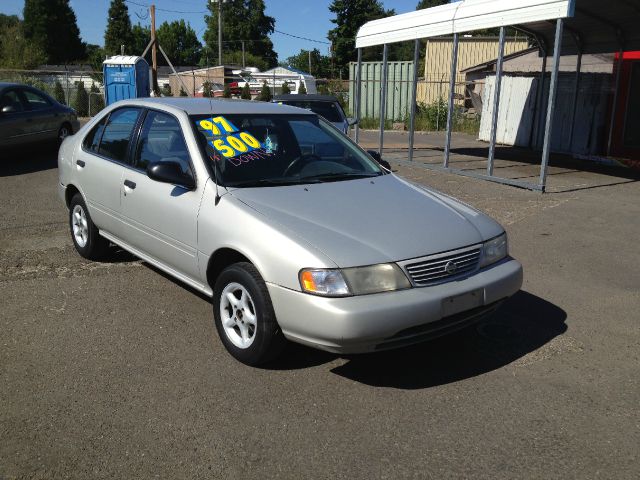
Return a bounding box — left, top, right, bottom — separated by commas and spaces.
1, 136, 639, 479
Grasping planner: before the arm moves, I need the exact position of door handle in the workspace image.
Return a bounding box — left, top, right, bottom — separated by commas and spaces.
124, 179, 136, 189
76, 159, 85, 167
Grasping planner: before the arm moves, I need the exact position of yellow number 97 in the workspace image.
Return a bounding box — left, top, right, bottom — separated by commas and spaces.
200, 119, 220, 135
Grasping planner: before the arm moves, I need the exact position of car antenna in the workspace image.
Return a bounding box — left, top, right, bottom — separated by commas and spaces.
206, 52, 221, 206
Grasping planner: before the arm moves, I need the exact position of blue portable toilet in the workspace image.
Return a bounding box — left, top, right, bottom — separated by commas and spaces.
103, 55, 150, 106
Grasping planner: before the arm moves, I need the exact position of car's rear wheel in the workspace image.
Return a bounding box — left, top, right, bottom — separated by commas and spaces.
69, 193, 109, 260
58, 123, 72, 144
213, 262, 286, 365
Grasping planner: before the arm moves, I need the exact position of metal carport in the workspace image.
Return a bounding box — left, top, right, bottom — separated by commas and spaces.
353, 0, 640, 191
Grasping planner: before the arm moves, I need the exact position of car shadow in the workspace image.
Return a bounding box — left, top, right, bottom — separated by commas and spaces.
327, 290, 567, 389
0, 144, 59, 177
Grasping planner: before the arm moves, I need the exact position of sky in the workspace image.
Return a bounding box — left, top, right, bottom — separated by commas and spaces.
0, 0, 423, 61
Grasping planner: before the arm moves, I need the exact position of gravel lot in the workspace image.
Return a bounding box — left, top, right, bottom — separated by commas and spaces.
1, 139, 639, 479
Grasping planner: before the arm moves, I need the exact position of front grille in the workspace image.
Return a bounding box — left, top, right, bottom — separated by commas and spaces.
404, 246, 481, 286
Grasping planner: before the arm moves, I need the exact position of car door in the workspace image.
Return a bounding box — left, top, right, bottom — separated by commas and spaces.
18, 87, 57, 142
0, 89, 31, 146
119, 109, 201, 281
74, 107, 142, 237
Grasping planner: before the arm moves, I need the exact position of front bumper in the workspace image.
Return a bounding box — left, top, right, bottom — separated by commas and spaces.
267, 258, 523, 354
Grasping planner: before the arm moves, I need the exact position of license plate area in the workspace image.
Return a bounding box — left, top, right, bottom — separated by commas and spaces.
442, 289, 483, 317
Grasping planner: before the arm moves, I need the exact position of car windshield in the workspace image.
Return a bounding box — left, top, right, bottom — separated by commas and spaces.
279, 101, 343, 123
191, 113, 383, 187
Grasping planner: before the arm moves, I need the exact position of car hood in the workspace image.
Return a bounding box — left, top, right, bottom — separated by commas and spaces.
230, 174, 503, 267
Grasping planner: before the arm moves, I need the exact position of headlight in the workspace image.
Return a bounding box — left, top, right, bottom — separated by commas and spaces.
300, 263, 411, 296
479, 233, 508, 268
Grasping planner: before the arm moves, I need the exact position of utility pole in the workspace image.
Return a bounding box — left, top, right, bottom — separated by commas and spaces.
308, 50, 312, 75
210, 0, 223, 66
150, 4, 159, 94
241, 41, 245, 68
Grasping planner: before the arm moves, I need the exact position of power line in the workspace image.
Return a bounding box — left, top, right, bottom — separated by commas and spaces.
273, 29, 330, 45
124, 1, 331, 45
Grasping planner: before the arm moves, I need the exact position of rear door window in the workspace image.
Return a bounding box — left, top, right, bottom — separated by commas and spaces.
98, 108, 141, 163
83, 117, 108, 153
21, 89, 51, 110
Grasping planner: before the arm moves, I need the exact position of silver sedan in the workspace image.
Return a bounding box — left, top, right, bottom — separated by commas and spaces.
57, 97, 522, 366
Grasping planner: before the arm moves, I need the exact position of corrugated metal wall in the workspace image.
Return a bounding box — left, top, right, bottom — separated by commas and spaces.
419, 37, 529, 106
479, 73, 612, 155
348, 61, 415, 121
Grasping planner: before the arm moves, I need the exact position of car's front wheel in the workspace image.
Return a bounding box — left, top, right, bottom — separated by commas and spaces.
213, 262, 286, 365
69, 193, 109, 260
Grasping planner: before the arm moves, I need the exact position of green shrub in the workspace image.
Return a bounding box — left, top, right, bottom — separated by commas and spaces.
240, 83, 251, 100
53, 81, 66, 104
222, 83, 232, 98
257, 81, 272, 102
73, 81, 88, 116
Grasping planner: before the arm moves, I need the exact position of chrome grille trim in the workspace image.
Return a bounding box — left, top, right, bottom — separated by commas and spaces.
399, 244, 482, 286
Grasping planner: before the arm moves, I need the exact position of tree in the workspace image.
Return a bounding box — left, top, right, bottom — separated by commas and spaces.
416, 0, 448, 8
240, 82, 251, 100
131, 24, 151, 57
328, 0, 396, 77
23, 0, 85, 63
0, 22, 46, 69
74, 81, 88, 116
104, 0, 134, 56
204, 0, 277, 68
54, 81, 66, 104
257, 81, 272, 102
157, 20, 202, 65
179, 86, 188, 97
222, 83, 232, 98
161, 84, 172, 96
298, 81, 307, 95
89, 82, 105, 115
285, 49, 332, 78
280, 82, 291, 95
202, 81, 213, 98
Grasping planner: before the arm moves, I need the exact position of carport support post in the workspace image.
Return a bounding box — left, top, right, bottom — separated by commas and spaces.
529, 49, 547, 149
408, 39, 420, 162
444, 33, 459, 168
487, 27, 506, 176
354, 48, 363, 144
379, 43, 389, 154
568, 50, 582, 150
539, 18, 564, 190
607, 48, 624, 156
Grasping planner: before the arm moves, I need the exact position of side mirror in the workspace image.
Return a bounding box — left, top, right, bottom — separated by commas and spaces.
367, 149, 391, 171
147, 161, 195, 190
347, 117, 358, 126
1, 105, 15, 114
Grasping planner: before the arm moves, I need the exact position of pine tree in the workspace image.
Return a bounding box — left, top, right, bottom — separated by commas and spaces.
104, 0, 134, 56
204, 0, 277, 68
161, 84, 172, 96
327, 0, 394, 77
240, 83, 251, 100
23, 0, 85, 63
179, 86, 188, 97
202, 81, 213, 98
257, 81, 272, 102
298, 82, 307, 95
89, 82, 104, 114
223, 83, 232, 98
73, 81, 88, 116
54, 81, 66, 104
281, 82, 291, 95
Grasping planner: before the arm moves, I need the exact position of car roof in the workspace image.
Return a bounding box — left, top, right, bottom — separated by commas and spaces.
117, 97, 315, 116
272, 94, 341, 103
0, 82, 25, 89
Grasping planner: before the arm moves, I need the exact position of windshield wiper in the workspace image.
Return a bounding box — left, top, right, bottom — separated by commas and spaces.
226, 178, 320, 188
299, 172, 382, 182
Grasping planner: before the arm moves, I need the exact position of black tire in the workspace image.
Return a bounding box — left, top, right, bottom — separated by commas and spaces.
213, 262, 286, 366
57, 123, 72, 145
68, 193, 109, 260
